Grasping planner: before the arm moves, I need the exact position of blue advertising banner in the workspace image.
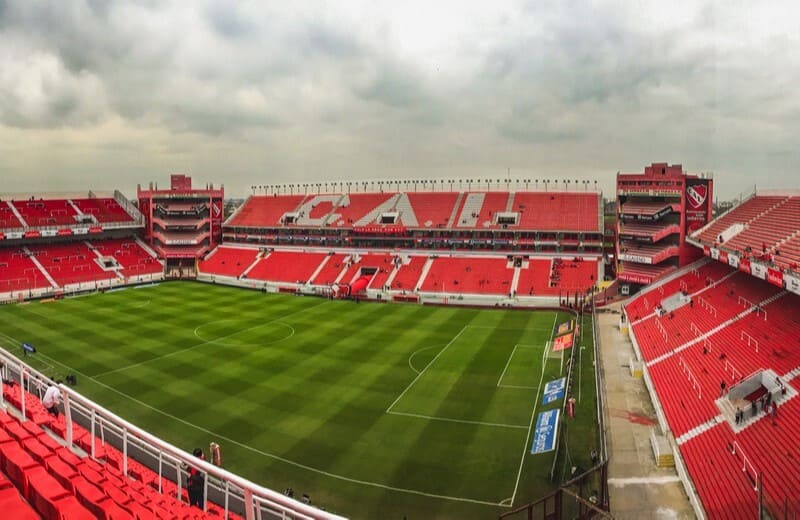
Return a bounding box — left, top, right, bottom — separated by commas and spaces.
530, 409, 560, 454
542, 377, 566, 405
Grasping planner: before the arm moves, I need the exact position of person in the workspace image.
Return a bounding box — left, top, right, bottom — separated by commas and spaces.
42, 381, 62, 417
590, 449, 598, 465
719, 380, 726, 398
735, 407, 741, 425
188, 448, 205, 509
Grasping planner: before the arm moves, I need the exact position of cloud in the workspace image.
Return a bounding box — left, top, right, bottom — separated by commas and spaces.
0, 0, 798, 199
0, 42, 108, 128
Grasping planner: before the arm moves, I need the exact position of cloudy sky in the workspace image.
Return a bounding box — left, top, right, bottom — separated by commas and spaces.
0, 0, 798, 200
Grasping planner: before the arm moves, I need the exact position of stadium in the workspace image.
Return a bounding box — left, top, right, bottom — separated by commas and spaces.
0, 162, 797, 520
1, 3, 799, 519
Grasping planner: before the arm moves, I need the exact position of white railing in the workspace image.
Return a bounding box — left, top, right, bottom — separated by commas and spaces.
741, 331, 759, 353
655, 318, 668, 343
730, 441, 759, 491
724, 359, 741, 382
690, 322, 701, 337
697, 296, 718, 318
678, 357, 702, 400
0, 347, 347, 520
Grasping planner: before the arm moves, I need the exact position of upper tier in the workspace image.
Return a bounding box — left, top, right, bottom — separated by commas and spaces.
0, 196, 138, 231
226, 191, 601, 233
692, 194, 800, 271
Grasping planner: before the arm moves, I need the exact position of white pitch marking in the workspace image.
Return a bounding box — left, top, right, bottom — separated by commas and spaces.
406, 344, 445, 375
385, 324, 469, 413
497, 345, 521, 387
194, 320, 295, 347
17, 305, 52, 320
510, 313, 559, 506
496, 343, 544, 388
386, 410, 528, 430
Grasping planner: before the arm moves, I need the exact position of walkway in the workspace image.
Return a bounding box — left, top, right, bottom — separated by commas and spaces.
597, 306, 695, 519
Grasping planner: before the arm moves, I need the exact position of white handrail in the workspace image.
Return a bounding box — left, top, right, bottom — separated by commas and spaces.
690, 322, 701, 337
656, 318, 668, 343
741, 330, 759, 353
731, 441, 759, 491
724, 360, 741, 381
697, 296, 718, 318
679, 357, 702, 400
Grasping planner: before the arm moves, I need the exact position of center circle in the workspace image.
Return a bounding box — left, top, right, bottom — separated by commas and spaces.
193, 319, 295, 347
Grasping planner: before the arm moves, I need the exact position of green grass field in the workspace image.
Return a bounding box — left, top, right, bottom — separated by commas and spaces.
0, 282, 598, 519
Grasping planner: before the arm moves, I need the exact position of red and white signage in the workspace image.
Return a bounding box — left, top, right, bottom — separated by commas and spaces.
751, 263, 767, 280
739, 258, 751, 274
618, 272, 653, 285
767, 268, 784, 287
685, 179, 711, 235
786, 273, 800, 296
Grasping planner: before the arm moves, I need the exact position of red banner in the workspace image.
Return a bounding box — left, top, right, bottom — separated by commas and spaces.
618, 272, 653, 285
767, 268, 784, 287
553, 332, 574, 352
719, 250, 728, 263
353, 225, 407, 235
57, 229, 73, 236
685, 178, 711, 235
739, 258, 751, 274
23, 231, 41, 238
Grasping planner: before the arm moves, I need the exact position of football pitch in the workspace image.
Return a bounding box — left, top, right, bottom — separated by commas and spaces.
0, 282, 598, 519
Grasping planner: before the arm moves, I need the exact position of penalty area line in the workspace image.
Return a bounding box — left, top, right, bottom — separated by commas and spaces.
386, 410, 528, 430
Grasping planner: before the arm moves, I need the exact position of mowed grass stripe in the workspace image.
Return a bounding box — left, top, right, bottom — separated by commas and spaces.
0, 282, 589, 519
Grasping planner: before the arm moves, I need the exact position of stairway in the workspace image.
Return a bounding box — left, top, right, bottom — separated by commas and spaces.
67, 199, 84, 218
6, 201, 28, 228
456, 193, 485, 227
445, 192, 464, 228
415, 257, 435, 291
240, 252, 265, 279
22, 247, 58, 288
506, 192, 516, 212
510, 262, 521, 295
